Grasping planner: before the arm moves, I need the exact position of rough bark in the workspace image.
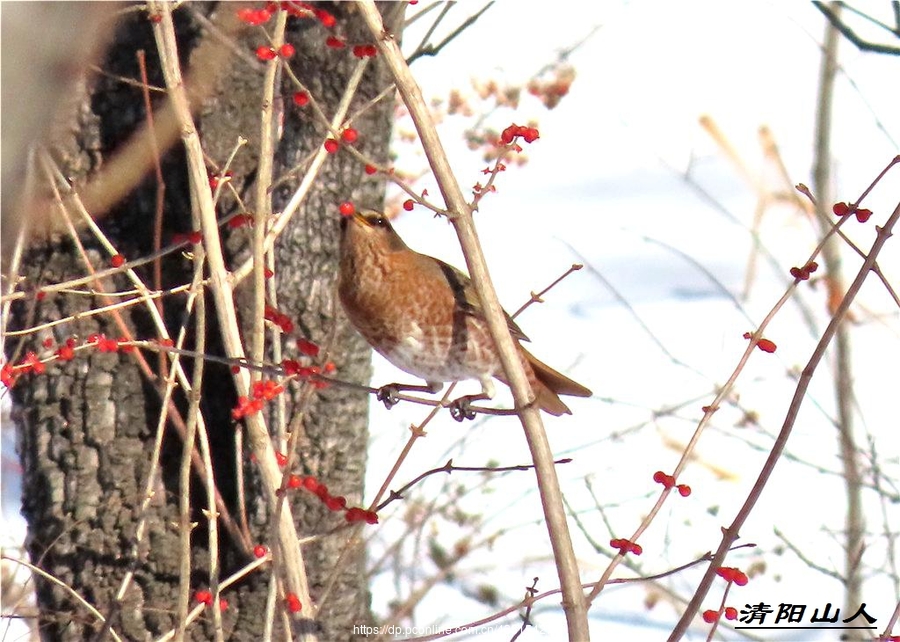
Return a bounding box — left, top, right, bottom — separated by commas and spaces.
6, 2, 394, 640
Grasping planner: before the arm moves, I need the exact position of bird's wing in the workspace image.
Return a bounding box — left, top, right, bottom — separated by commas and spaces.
431, 256, 530, 342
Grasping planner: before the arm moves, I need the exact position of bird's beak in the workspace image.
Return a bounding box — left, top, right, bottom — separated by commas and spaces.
340, 211, 366, 234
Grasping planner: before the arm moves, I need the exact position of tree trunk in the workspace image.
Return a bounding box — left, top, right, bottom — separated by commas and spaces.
6, 3, 395, 639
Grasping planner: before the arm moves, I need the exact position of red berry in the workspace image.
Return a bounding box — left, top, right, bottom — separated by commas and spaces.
352, 44, 378, 58
56, 344, 75, 361
724, 607, 737, 620
677, 484, 691, 497
757, 338, 777, 353
110, 254, 125, 268
275, 451, 288, 467
702, 610, 718, 624
285, 592, 302, 613
297, 338, 320, 357
324, 138, 339, 154
403, 199, 414, 211
256, 46, 277, 61
228, 213, 251, 229
339, 201, 355, 217
195, 590, 213, 606
610, 538, 640, 555
855, 208, 873, 223
521, 127, 540, 143
832, 201, 849, 216
253, 544, 268, 558
325, 35, 345, 49
315, 8, 336, 28
364, 164, 377, 175
279, 43, 295, 58
237, 8, 272, 25
341, 127, 358, 143
292, 91, 309, 107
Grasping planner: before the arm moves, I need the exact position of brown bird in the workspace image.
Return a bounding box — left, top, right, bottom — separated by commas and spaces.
338, 209, 592, 420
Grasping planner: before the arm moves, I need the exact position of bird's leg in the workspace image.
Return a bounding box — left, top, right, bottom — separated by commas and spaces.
377, 380, 443, 409
449, 377, 495, 422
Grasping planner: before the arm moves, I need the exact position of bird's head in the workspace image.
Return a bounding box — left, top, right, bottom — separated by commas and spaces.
340, 209, 409, 258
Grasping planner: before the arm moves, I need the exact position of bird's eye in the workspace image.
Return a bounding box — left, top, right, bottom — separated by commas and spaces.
373, 216, 386, 227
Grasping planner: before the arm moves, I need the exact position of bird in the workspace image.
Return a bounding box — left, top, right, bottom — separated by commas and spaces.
338, 209, 592, 420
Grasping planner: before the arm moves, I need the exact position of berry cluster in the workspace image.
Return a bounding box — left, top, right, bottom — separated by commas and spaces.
789, 261, 818, 281
652, 471, 691, 497
499, 123, 540, 145
702, 607, 738, 623
609, 538, 642, 556
833, 201, 873, 223
193, 590, 228, 611
716, 566, 749, 586
2, 334, 135, 389
264, 305, 294, 334
284, 472, 379, 524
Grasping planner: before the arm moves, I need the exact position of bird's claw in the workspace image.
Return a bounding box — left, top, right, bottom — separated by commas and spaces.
376, 385, 400, 409
449, 396, 477, 422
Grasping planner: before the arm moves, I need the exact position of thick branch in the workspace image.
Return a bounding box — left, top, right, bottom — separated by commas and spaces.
356, 2, 589, 640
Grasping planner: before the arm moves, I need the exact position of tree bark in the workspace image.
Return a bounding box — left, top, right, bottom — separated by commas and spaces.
6, 3, 395, 639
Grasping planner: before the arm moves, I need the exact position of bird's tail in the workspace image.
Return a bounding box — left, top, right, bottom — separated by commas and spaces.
499, 346, 592, 416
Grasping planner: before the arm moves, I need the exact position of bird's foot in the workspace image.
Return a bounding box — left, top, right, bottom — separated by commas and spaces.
449, 395, 481, 422
376, 385, 401, 409
376, 381, 443, 410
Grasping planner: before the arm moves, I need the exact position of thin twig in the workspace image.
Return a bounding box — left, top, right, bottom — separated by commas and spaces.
147, 1, 314, 629
0, 557, 123, 642
669, 197, 900, 639
406, 2, 495, 64
812, 2, 900, 55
